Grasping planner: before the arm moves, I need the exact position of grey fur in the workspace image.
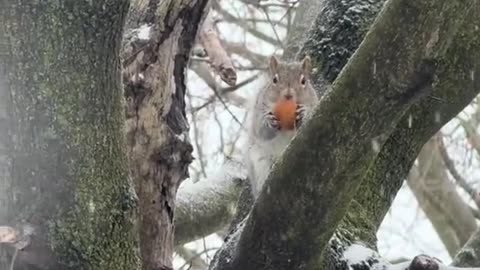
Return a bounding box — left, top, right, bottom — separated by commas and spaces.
245, 55, 319, 198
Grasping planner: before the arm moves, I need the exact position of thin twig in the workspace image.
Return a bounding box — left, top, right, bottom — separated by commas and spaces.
214, 3, 282, 46
192, 73, 259, 113
187, 92, 208, 179
437, 134, 480, 208
178, 247, 217, 270
211, 81, 244, 128
260, 6, 285, 49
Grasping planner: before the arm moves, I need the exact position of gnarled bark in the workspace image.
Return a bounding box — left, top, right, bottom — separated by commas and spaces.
122, 0, 209, 269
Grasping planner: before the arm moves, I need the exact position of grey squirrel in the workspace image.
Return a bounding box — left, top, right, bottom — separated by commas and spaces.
245, 55, 319, 198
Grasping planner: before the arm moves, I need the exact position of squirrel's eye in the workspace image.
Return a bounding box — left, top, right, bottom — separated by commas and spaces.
273, 74, 279, 84
300, 75, 306, 85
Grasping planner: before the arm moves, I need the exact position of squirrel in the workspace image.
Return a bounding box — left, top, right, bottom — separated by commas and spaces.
245, 55, 319, 198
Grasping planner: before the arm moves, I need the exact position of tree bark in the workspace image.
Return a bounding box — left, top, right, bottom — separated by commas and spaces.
211, 1, 472, 270
122, 0, 209, 269
300, 0, 387, 94
353, 0, 480, 233
0, 1, 139, 270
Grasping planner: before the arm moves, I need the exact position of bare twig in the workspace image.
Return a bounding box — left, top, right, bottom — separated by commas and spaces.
437, 134, 480, 208
177, 246, 213, 270
260, 6, 285, 49
213, 3, 282, 46
187, 92, 208, 179
191, 70, 258, 113
199, 11, 237, 86
211, 84, 244, 127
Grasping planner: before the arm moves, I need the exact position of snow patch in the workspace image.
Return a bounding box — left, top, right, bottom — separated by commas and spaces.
137, 24, 151, 40
343, 243, 377, 265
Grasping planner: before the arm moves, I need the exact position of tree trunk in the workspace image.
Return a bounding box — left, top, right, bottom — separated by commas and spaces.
122, 0, 209, 269
0, 1, 139, 269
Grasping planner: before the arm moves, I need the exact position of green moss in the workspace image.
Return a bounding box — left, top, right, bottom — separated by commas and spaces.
4, 1, 139, 269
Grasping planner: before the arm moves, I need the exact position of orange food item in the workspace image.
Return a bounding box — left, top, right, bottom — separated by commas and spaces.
273, 98, 298, 130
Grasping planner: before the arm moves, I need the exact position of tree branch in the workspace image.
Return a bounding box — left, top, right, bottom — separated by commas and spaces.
175, 160, 247, 246
213, 2, 282, 46
212, 1, 471, 269
353, 0, 480, 235
199, 10, 237, 86
437, 134, 480, 209
408, 139, 477, 257
122, 1, 209, 268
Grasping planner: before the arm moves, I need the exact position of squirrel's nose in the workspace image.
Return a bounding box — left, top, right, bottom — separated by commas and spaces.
284, 94, 293, 100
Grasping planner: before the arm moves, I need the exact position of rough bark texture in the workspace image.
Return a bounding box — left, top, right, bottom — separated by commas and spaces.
298, 0, 388, 247
354, 0, 480, 233
408, 139, 477, 257
0, 1, 139, 270
122, 0, 209, 269
300, 0, 387, 95
282, 0, 327, 60
302, 0, 480, 246
211, 1, 472, 270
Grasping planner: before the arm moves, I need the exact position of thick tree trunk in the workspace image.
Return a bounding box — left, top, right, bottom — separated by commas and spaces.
122, 0, 209, 269
0, 1, 139, 269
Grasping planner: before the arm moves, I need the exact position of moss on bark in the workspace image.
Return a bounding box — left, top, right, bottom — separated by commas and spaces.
2, 1, 139, 269
211, 1, 473, 269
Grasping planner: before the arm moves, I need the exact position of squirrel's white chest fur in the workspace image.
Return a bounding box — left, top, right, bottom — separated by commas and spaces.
246, 130, 296, 196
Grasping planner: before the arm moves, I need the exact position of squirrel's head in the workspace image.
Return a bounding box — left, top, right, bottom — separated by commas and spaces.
264, 55, 312, 104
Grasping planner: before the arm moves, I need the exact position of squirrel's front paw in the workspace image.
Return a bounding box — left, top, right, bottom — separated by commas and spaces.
266, 111, 281, 130
295, 105, 306, 127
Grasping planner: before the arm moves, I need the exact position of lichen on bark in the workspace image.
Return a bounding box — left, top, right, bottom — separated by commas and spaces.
2, 1, 139, 269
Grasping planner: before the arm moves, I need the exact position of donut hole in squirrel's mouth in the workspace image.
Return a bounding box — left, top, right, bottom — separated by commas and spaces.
273, 98, 297, 130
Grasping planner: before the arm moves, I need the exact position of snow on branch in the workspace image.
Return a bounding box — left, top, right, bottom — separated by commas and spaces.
175, 159, 247, 246
343, 244, 479, 270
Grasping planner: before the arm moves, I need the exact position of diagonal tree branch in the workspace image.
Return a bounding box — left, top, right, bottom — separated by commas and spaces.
211, 1, 472, 270
408, 139, 477, 257
199, 10, 237, 86
437, 134, 480, 209
353, 0, 480, 236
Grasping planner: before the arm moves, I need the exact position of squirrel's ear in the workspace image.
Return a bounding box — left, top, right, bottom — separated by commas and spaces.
301, 55, 312, 74
269, 55, 279, 74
